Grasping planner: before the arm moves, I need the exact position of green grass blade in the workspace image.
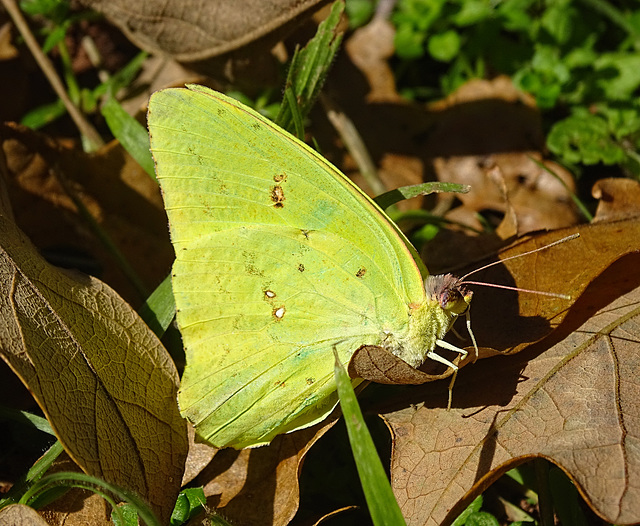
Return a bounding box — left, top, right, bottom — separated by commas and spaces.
20, 99, 67, 129
138, 274, 175, 338
102, 97, 156, 180
0, 406, 54, 436
374, 182, 470, 210
333, 349, 406, 525
20, 471, 160, 526
275, 0, 344, 133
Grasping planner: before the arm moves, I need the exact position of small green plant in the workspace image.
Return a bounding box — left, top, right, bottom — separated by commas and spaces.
17, 0, 147, 148
369, 0, 640, 176
547, 104, 640, 175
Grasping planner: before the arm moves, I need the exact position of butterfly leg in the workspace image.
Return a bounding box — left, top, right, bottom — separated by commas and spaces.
466, 307, 479, 362
431, 339, 468, 363
429, 340, 469, 410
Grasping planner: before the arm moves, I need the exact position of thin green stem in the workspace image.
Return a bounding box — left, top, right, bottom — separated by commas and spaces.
53, 165, 149, 300
578, 0, 640, 41
534, 459, 555, 526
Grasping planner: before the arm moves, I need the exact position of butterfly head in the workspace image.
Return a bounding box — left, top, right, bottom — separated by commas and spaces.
425, 274, 472, 316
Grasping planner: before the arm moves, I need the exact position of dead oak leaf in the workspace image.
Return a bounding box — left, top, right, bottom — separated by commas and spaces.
77, 0, 332, 61
380, 220, 640, 525
384, 258, 640, 525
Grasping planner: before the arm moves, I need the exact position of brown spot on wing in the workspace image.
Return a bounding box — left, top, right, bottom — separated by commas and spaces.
273, 173, 287, 183
271, 185, 285, 208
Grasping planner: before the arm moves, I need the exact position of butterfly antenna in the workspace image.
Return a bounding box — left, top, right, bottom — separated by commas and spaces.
457, 233, 579, 299
460, 280, 571, 299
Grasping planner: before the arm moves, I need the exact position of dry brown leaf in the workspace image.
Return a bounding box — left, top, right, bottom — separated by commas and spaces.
434, 153, 578, 233
0, 504, 49, 526
426, 78, 579, 234
348, 344, 498, 385
1, 123, 172, 305
377, 219, 640, 525
39, 490, 112, 525
349, 345, 453, 384
193, 420, 336, 526
182, 424, 217, 486
345, 16, 399, 102
592, 177, 640, 222
0, 209, 187, 524
77, 0, 331, 61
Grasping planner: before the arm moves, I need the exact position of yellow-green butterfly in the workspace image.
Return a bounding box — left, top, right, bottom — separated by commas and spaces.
148, 84, 474, 449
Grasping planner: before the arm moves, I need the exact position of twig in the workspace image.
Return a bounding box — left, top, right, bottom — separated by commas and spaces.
320, 93, 387, 196
2, 0, 104, 150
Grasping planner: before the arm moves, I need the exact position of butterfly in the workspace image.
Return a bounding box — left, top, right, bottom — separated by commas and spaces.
148, 84, 475, 449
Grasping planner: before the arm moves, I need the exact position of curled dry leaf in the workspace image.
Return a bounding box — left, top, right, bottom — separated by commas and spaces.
592, 177, 640, 222
380, 219, 640, 525
192, 421, 336, 526
349, 345, 452, 384
0, 212, 188, 524
77, 0, 331, 61
348, 345, 500, 385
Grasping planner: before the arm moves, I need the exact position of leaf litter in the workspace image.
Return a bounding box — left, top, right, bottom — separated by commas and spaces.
3, 2, 640, 525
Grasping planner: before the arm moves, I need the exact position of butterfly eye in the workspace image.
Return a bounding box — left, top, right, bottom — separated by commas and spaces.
438, 284, 472, 315
439, 289, 462, 313
439, 289, 457, 309
425, 273, 470, 313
